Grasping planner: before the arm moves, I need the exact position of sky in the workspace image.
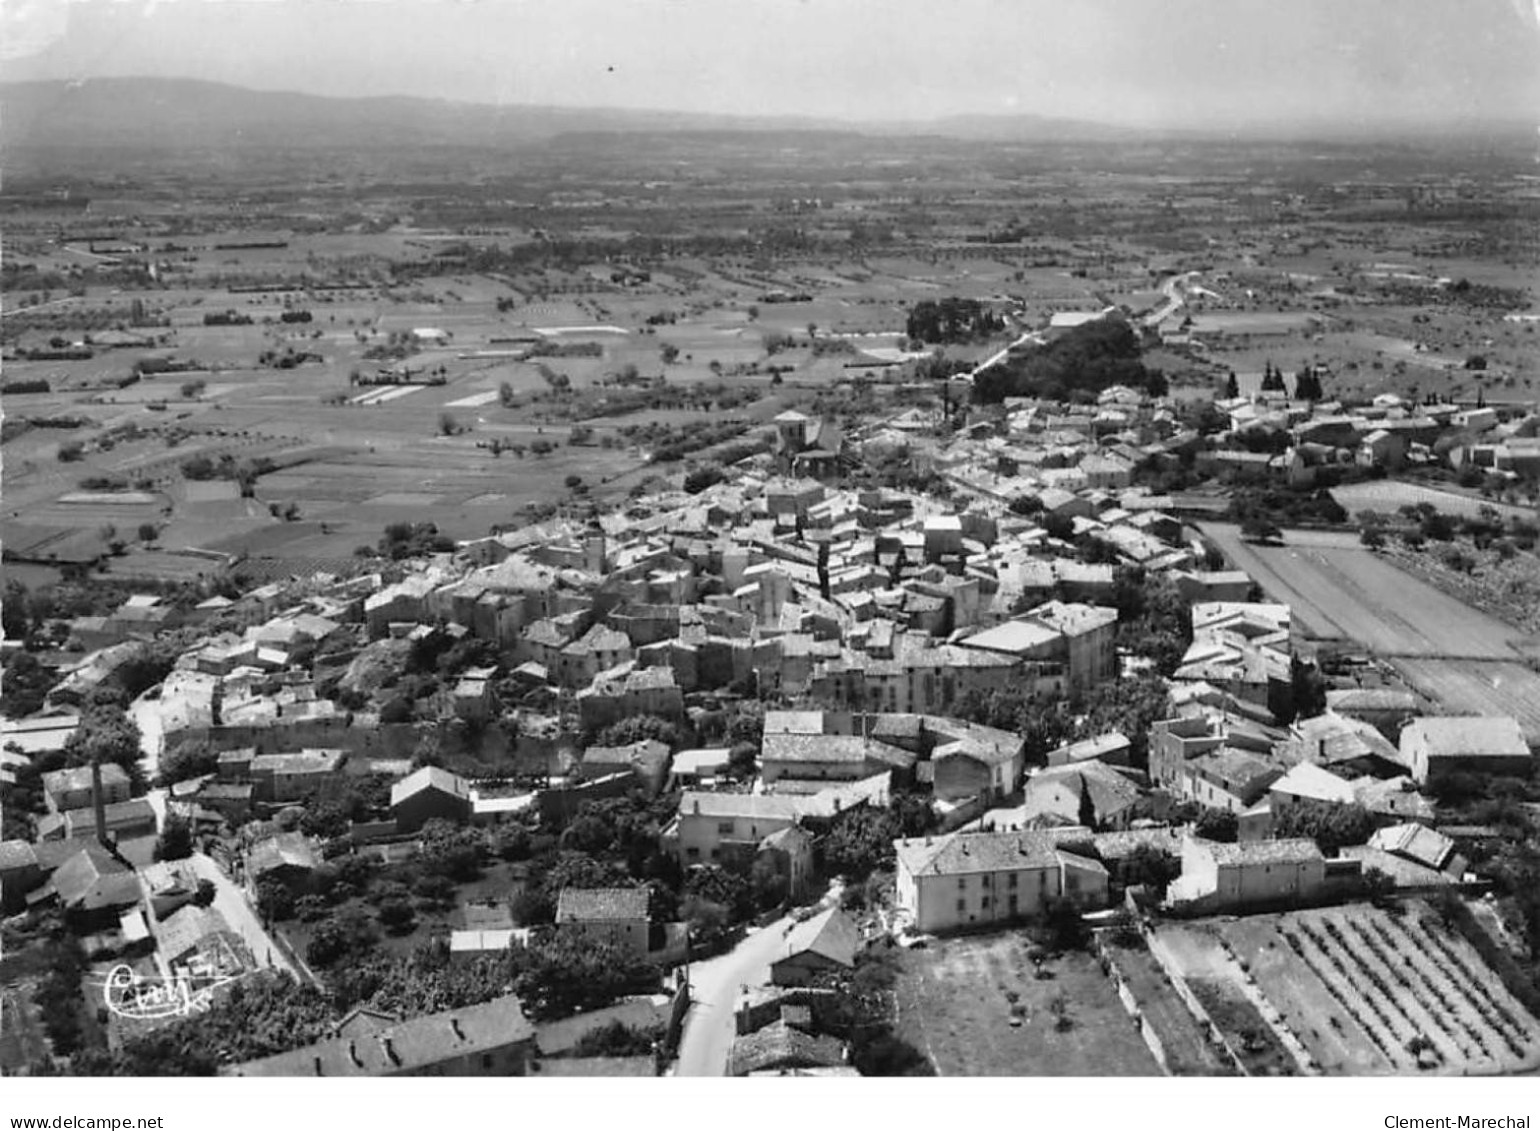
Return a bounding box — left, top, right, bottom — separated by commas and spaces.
3, 0, 1540, 129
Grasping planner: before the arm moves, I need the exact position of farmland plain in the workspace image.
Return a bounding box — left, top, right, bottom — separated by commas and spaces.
1200, 523, 1535, 660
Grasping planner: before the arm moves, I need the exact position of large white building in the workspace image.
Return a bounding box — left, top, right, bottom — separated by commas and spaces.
893, 830, 1107, 934
1167, 836, 1327, 911
1399, 716, 1530, 785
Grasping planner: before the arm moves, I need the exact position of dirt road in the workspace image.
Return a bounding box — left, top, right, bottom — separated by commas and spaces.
672, 915, 797, 1077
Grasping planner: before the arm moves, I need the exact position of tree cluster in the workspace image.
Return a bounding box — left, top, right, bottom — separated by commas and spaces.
1272, 799, 1375, 854
973, 317, 1165, 404
904, 298, 1006, 345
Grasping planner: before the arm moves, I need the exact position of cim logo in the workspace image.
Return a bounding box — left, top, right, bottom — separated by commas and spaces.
95, 965, 240, 1021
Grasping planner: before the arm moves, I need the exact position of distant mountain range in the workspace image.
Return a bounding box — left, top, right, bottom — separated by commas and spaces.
1, 77, 1531, 157
0, 76, 1142, 153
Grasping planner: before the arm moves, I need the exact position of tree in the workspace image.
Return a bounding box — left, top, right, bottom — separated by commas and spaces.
191, 878, 217, 908
571, 1020, 661, 1058
507, 929, 660, 1022
1123, 844, 1180, 899
2, 651, 60, 717
62, 703, 144, 786
683, 464, 727, 495
973, 316, 1157, 403
438, 412, 459, 436
727, 742, 759, 780
377, 897, 417, 935
596, 715, 679, 749
1041, 513, 1075, 542
255, 878, 295, 922
154, 815, 194, 862
1240, 515, 1282, 544
1223, 372, 1239, 399
1274, 799, 1375, 853
1193, 808, 1239, 843
158, 740, 218, 787
305, 907, 380, 968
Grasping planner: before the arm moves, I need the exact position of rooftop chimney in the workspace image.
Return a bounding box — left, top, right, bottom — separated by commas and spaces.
91, 760, 110, 849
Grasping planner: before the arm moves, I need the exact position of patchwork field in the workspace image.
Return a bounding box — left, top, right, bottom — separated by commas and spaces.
1148, 903, 1540, 1077
894, 933, 1161, 1076
1201, 523, 1534, 659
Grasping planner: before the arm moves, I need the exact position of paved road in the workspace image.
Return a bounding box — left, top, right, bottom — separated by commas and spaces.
968, 328, 1041, 380
673, 915, 798, 1077
186, 852, 308, 984
1143, 272, 1194, 329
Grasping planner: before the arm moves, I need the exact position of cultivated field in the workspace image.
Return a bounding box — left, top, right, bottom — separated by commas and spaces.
1149, 903, 1540, 1076
1103, 938, 1238, 1076
1389, 659, 1540, 746
1201, 523, 1533, 659
894, 933, 1160, 1076
1332, 481, 1537, 523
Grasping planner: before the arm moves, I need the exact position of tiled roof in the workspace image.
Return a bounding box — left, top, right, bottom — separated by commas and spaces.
0, 840, 39, 871
42, 763, 130, 797
555, 886, 650, 923
227, 993, 535, 1077
779, 907, 859, 969
390, 766, 471, 808
1194, 837, 1324, 867
250, 750, 345, 775
761, 734, 912, 767
894, 830, 1063, 877
679, 791, 806, 822
729, 1021, 845, 1076
1405, 716, 1528, 759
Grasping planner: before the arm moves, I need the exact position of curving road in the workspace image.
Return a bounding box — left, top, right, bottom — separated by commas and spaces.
673, 915, 798, 1077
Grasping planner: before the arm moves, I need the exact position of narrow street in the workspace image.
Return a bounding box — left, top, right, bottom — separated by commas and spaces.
672, 914, 798, 1077
129, 692, 169, 835
186, 852, 309, 985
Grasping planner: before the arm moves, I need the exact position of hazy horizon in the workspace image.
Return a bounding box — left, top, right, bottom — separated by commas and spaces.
3, 0, 1540, 131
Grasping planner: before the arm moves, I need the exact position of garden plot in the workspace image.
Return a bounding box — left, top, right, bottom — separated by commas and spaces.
1102, 938, 1238, 1076
1217, 903, 1540, 1076
894, 933, 1160, 1076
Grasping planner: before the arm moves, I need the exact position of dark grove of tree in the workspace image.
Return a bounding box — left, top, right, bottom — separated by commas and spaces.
972, 317, 1166, 403
905, 298, 1006, 345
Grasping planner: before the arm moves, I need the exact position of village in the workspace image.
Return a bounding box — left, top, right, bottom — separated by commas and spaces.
7, 301, 1540, 1076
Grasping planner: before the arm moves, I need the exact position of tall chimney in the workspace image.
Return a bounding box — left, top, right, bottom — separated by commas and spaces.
91, 760, 110, 849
